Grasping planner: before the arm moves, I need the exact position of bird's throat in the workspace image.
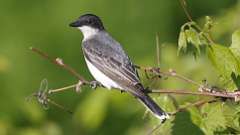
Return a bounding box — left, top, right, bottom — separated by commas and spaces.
78, 26, 99, 41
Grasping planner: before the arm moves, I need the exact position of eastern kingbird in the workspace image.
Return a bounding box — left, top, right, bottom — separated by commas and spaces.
69, 14, 169, 122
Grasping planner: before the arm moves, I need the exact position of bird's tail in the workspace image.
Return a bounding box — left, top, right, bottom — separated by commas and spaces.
137, 93, 169, 123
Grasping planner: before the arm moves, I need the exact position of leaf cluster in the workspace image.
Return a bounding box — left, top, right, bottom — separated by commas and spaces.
177, 16, 240, 134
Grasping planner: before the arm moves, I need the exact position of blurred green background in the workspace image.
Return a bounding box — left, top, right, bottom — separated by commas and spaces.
0, 0, 239, 135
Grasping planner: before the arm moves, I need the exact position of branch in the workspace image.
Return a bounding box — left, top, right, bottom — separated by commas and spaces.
30, 47, 89, 84
136, 66, 202, 87
155, 33, 161, 67
178, 0, 215, 44
30, 47, 240, 101
29, 47, 240, 116
136, 65, 240, 101
171, 99, 217, 115
178, 0, 193, 22
149, 89, 240, 101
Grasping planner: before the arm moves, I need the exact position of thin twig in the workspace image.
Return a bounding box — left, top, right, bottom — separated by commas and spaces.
147, 98, 217, 135
26, 79, 74, 114
46, 83, 240, 102
178, 0, 215, 44
30, 47, 89, 84
147, 123, 162, 135
170, 99, 217, 115
47, 98, 73, 114
30, 47, 240, 120
150, 89, 240, 101
179, 0, 193, 22
156, 33, 160, 67
161, 69, 202, 87
31, 48, 240, 101
138, 66, 202, 87
48, 84, 77, 94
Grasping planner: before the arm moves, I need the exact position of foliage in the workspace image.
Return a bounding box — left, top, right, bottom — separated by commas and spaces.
177, 16, 240, 134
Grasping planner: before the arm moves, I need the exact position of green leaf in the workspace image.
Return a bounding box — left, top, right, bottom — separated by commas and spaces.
155, 95, 177, 113
222, 102, 240, 133
200, 103, 227, 135
203, 16, 214, 33
207, 44, 240, 90
178, 30, 187, 55
231, 72, 240, 89
230, 29, 240, 60
188, 107, 202, 126
172, 111, 204, 135
207, 44, 240, 76
156, 119, 174, 135
199, 32, 208, 45
185, 28, 201, 54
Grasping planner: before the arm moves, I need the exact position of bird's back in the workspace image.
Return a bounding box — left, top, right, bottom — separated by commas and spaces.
82, 31, 144, 95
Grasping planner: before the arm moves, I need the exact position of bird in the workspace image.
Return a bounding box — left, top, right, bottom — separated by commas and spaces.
69, 14, 169, 122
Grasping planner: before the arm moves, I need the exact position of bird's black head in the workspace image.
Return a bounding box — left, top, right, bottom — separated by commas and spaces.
69, 14, 105, 30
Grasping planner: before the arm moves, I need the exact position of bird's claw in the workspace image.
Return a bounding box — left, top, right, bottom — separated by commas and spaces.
144, 87, 151, 94
90, 81, 101, 89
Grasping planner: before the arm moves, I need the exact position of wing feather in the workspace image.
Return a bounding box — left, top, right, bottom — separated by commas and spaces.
82, 37, 143, 94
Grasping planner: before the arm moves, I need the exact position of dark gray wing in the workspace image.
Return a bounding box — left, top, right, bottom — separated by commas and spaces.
82, 35, 144, 95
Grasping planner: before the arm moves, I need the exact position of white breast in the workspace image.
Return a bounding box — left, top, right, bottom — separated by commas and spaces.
84, 58, 123, 90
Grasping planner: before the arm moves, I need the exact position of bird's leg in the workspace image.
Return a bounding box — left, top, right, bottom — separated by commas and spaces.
90, 80, 103, 89
144, 87, 151, 94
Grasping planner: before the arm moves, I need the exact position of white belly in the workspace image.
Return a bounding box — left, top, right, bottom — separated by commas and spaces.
85, 58, 123, 90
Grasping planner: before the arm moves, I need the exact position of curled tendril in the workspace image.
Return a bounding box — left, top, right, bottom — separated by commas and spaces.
34, 90, 49, 109
26, 79, 50, 109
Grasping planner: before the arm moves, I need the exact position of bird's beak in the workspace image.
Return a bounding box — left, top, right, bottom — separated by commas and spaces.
69, 20, 81, 27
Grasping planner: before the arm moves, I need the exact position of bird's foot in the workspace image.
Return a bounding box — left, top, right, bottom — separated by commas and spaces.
90, 81, 102, 89
144, 87, 151, 94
